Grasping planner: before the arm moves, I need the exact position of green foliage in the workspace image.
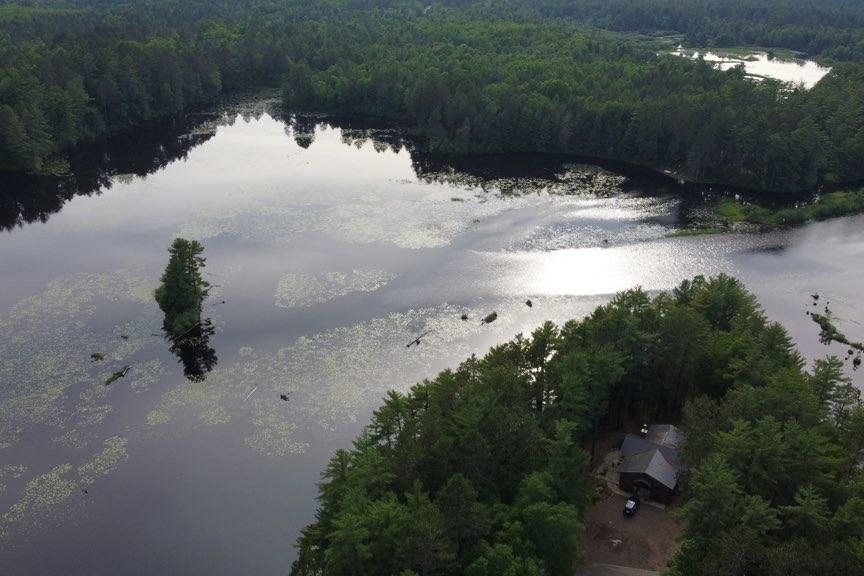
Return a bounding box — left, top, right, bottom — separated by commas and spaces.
154, 238, 209, 335
276, 11, 864, 193
811, 307, 864, 365
714, 190, 864, 230
5, 1, 864, 193
670, 309, 864, 574
520, 501, 583, 576
292, 274, 860, 575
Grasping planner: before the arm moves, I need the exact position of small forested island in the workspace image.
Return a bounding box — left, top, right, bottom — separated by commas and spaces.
291, 275, 864, 576
154, 238, 210, 335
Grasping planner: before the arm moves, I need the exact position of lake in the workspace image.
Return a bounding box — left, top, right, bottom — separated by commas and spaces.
670, 46, 831, 88
1, 100, 861, 575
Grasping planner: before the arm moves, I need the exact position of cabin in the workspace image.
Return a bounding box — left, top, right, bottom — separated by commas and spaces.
618, 424, 686, 504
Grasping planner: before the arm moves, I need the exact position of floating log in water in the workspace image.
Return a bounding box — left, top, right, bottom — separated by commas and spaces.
481, 311, 498, 325
406, 330, 432, 348
104, 365, 131, 386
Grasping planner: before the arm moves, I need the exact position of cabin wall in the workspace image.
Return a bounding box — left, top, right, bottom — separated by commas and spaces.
619, 472, 675, 504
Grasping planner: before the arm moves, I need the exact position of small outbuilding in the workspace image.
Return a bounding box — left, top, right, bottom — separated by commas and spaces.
618, 424, 685, 504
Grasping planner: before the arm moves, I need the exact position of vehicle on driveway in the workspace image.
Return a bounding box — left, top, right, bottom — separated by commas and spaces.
623, 495, 640, 517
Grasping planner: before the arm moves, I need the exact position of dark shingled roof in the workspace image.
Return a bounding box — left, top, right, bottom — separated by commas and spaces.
618, 448, 679, 490
646, 424, 686, 449
619, 425, 687, 491
620, 434, 679, 467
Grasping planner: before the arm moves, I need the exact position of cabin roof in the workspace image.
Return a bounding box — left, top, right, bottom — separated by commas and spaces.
645, 424, 686, 449
620, 433, 679, 467
619, 424, 687, 491
618, 447, 679, 490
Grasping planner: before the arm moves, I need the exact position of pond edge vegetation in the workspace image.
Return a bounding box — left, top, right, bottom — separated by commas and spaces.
673, 189, 864, 235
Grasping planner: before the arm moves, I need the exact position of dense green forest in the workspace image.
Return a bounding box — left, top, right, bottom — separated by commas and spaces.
290, 275, 864, 576
4, 0, 864, 194
279, 16, 864, 193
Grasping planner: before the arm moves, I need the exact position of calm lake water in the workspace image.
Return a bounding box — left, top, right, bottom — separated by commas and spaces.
1, 100, 861, 575
671, 47, 831, 88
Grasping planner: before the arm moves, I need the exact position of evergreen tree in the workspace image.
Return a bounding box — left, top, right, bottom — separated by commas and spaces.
154, 238, 210, 334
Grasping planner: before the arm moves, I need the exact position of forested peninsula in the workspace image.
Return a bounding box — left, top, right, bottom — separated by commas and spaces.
292, 275, 864, 576
3, 0, 864, 194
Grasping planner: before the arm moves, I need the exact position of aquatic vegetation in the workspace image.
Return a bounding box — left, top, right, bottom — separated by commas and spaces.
0, 270, 161, 450
90, 352, 104, 362
76, 436, 128, 485
125, 360, 167, 393
3, 268, 565, 466
151, 374, 234, 428
179, 203, 317, 243
417, 164, 630, 198
0, 464, 27, 494
0, 271, 170, 539
811, 308, 864, 368
0, 437, 127, 539
508, 196, 674, 252
200, 407, 231, 426
1, 464, 77, 539
146, 409, 172, 426
713, 190, 864, 230
323, 198, 505, 250
245, 405, 308, 457
53, 400, 112, 449
275, 269, 396, 308
176, 173, 557, 251
144, 301, 529, 457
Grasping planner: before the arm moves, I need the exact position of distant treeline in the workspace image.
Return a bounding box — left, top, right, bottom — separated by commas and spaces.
291, 275, 864, 575
489, 0, 864, 61
3, 1, 864, 193
281, 15, 864, 193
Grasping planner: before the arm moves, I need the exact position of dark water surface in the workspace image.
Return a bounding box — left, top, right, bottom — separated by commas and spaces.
1, 100, 862, 575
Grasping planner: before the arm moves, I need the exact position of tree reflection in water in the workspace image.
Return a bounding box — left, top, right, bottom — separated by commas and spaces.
168, 318, 218, 382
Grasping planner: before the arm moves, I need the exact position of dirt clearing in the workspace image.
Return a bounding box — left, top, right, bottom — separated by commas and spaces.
584, 488, 681, 571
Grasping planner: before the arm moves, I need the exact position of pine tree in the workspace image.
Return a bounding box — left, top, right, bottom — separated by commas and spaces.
154, 238, 210, 334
